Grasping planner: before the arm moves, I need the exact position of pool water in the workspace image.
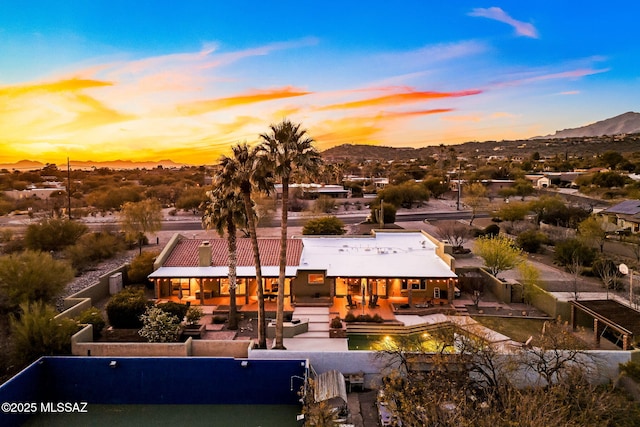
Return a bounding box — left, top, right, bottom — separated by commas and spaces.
348, 330, 453, 351
24, 404, 301, 427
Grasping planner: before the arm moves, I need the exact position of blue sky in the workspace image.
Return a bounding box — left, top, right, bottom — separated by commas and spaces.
0, 1, 638, 165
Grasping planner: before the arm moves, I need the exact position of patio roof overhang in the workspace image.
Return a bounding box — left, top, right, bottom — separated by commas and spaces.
148, 266, 299, 279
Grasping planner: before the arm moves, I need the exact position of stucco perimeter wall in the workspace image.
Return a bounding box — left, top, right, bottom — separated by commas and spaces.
63, 264, 129, 310
71, 325, 251, 358
249, 349, 397, 388
191, 340, 251, 358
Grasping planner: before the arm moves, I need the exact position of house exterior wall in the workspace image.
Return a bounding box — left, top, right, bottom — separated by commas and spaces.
292, 270, 331, 298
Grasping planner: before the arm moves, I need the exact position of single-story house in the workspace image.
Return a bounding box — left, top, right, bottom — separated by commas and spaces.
273, 183, 349, 199
148, 230, 457, 306
599, 199, 640, 234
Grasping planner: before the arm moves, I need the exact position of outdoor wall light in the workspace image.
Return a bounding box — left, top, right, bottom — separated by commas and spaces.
240, 360, 249, 368
109, 360, 118, 368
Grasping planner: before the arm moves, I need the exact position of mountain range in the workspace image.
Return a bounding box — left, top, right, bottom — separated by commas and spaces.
2, 112, 638, 170
534, 111, 640, 139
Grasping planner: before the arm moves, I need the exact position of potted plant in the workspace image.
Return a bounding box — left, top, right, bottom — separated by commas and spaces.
182, 306, 205, 338
329, 316, 346, 338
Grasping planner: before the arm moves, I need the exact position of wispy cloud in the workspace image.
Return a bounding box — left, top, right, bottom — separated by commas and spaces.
178, 87, 311, 116
558, 90, 580, 95
469, 7, 539, 38
319, 88, 481, 110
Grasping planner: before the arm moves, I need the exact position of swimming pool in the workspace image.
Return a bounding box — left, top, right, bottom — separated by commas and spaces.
348, 328, 454, 351
0, 357, 308, 427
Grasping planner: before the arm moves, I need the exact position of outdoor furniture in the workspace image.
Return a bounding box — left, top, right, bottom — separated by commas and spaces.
368, 295, 379, 308
346, 295, 358, 309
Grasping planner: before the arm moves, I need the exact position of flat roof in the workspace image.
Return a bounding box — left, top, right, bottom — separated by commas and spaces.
571, 299, 640, 337
299, 231, 456, 278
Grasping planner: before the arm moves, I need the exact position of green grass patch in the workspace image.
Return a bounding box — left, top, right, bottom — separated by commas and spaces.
471, 316, 547, 343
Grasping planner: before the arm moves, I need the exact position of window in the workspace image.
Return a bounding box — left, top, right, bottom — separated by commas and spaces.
308, 274, 324, 285
401, 279, 426, 290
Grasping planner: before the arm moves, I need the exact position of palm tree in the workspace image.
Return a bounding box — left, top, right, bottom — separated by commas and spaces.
217, 143, 273, 348
201, 187, 246, 330
258, 119, 322, 349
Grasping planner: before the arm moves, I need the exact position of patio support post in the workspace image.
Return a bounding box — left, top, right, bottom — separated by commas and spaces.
570, 304, 577, 331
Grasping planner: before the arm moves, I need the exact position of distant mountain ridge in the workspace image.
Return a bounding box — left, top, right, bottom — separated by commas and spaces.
534, 111, 640, 139
0, 159, 186, 171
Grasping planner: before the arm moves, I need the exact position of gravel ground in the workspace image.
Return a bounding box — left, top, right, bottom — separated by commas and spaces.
55, 250, 137, 311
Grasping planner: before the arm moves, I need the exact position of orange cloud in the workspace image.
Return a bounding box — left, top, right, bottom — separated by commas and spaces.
0, 78, 112, 97
319, 89, 481, 110
178, 87, 311, 116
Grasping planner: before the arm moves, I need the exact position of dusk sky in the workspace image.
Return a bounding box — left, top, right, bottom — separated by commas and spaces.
1, 1, 638, 166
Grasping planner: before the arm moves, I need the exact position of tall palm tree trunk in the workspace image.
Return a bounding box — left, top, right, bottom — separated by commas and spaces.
227, 217, 238, 330
274, 177, 289, 349
242, 192, 267, 348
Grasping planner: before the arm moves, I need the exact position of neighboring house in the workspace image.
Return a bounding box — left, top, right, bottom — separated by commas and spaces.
599, 199, 640, 234
148, 230, 458, 306
273, 183, 349, 199
525, 174, 550, 189
4, 182, 67, 200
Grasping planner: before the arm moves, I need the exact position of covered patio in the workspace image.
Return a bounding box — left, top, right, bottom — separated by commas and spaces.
570, 300, 640, 350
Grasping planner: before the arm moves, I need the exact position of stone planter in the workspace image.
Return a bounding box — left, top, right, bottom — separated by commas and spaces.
330, 328, 347, 338
181, 323, 205, 339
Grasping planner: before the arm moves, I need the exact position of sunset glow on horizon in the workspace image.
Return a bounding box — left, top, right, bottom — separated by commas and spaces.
1, 1, 638, 166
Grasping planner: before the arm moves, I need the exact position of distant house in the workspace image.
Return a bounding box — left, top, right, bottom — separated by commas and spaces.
525, 174, 550, 189
273, 183, 349, 199
599, 199, 640, 234
148, 230, 458, 306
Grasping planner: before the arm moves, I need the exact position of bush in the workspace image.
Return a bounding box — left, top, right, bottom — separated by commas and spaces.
138, 306, 181, 343
106, 287, 150, 329
344, 312, 356, 323
302, 216, 346, 235
128, 251, 160, 286
620, 361, 640, 382
76, 307, 106, 340
156, 301, 188, 322
24, 218, 88, 252
330, 316, 343, 329
212, 315, 227, 324
10, 301, 79, 366
0, 250, 74, 313
517, 230, 547, 253
65, 231, 126, 271
554, 238, 596, 268
185, 306, 204, 325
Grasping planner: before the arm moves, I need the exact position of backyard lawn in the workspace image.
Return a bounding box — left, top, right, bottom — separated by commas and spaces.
471, 317, 548, 344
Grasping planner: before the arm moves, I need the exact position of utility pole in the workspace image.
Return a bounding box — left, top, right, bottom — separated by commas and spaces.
456, 163, 461, 211
67, 157, 72, 220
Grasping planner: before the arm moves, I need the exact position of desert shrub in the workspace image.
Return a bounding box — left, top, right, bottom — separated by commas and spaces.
127, 250, 160, 286
10, 301, 79, 365
473, 224, 501, 238
372, 313, 384, 323
156, 301, 188, 322
330, 316, 343, 329
76, 307, 106, 340
24, 218, 88, 252
554, 238, 596, 268
620, 361, 640, 382
302, 216, 346, 235
0, 250, 74, 313
106, 287, 149, 329
65, 231, 126, 271
517, 230, 548, 253
212, 315, 227, 324
344, 312, 356, 323
138, 306, 181, 343
313, 196, 336, 213
185, 306, 204, 325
